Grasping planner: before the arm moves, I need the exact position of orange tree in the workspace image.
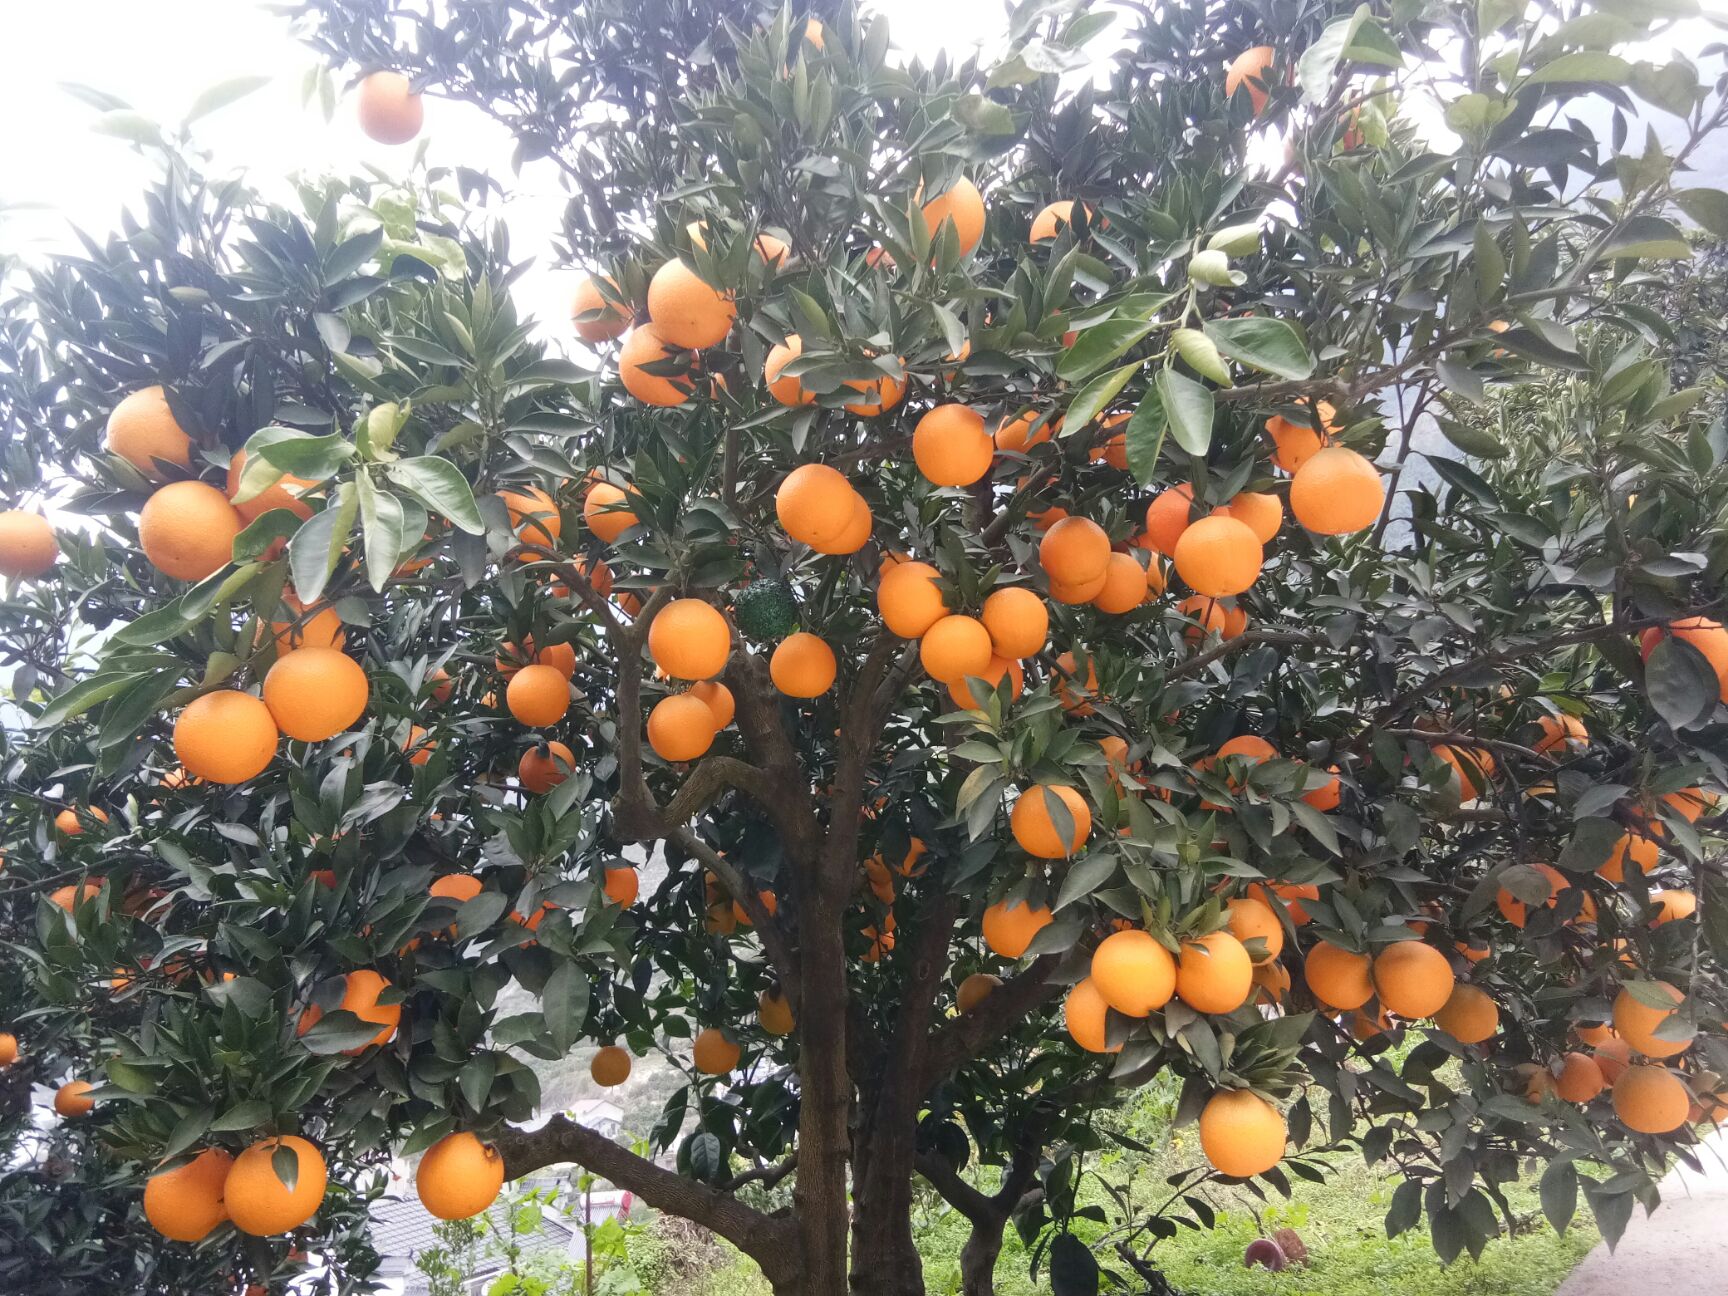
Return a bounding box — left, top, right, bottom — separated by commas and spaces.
5, 0, 1728, 1292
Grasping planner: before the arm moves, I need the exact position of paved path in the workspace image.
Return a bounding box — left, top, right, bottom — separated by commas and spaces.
1555, 1126, 1728, 1295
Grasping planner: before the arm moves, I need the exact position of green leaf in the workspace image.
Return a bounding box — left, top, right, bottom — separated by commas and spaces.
458, 1054, 496, 1112
385, 457, 486, 534
1055, 851, 1119, 910
1556, 817, 1621, 873
1601, 214, 1692, 261
1645, 636, 1718, 730
954, 95, 1016, 137
185, 75, 271, 123
1540, 1161, 1577, 1235
1675, 188, 1728, 239
1434, 416, 1507, 459
1171, 328, 1231, 386
210, 1100, 273, 1132
1123, 390, 1167, 486
1526, 52, 1632, 85
1203, 317, 1313, 380
542, 961, 590, 1055
1056, 319, 1157, 382
685, 1131, 725, 1183
1156, 367, 1214, 456
162, 1106, 213, 1159
357, 476, 408, 593
1048, 1233, 1100, 1296
288, 485, 356, 607
33, 672, 140, 729
1063, 362, 1141, 433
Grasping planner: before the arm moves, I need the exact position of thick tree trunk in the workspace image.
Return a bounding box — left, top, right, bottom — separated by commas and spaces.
959, 1219, 1007, 1296
793, 896, 853, 1295
849, 1108, 925, 1296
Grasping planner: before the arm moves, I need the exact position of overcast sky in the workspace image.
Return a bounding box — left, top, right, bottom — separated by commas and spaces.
1, 2, 1723, 337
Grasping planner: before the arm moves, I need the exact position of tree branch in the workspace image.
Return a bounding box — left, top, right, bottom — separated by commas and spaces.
670, 824, 800, 995
1164, 629, 1328, 682
918, 953, 1065, 1091
494, 1115, 794, 1279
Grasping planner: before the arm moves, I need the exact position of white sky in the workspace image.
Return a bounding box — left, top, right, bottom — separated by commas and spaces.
0, 0, 1009, 336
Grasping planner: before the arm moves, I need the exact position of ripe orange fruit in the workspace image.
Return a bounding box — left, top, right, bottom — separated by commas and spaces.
1595, 1036, 1633, 1083
1493, 861, 1566, 928
1176, 594, 1229, 639
877, 561, 949, 637
956, 973, 1000, 1015
402, 724, 436, 766
319, 969, 403, 1051
54, 808, 106, 838
1301, 765, 1343, 811
1290, 446, 1384, 535
106, 386, 191, 477
1143, 484, 1195, 554
175, 690, 278, 784
50, 882, 102, 912
429, 874, 483, 907
981, 899, 1053, 958
647, 693, 719, 761
263, 647, 369, 743
1216, 492, 1282, 544
591, 1045, 632, 1086
1092, 553, 1148, 614
601, 867, 639, 907
649, 599, 731, 681
1030, 200, 1087, 243
416, 1132, 504, 1221
753, 988, 796, 1036
1039, 516, 1110, 585
1433, 983, 1499, 1044
1064, 977, 1121, 1053
1090, 929, 1176, 1016
226, 450, 315, 524
994, 408, 1061, 452
770, 632, 837, 697
1599, 832, 1656, 883
1011, 785, 1091, 858
54, 1079, 94, 1117
270, 591, 346, 653
1199, 1089, 1285, 1177
1533, 713, 1588, 754
1175, 931, 1253, 1014
1612, 1065, 1689, 1134
1252, 960, 1291, 1005
1555, 1052, 1606, 1103
921, 177, 986, 255
139, 480, 243, 581
506, 663, 570, 727
225, 1135, 328, 1236
1649, 889, 1696, 926
1436, 744, 1495, 801
946, 655, 1023, 709
144, 1147, 234, 1241
1049, 568, 1109, 605
1613, 982, 1692, 1058
1304, 942, 1372, 1010
810, 491, 873, 556
519, 740, 576, 793
842, 364, 907, 416
913, 404, 993, 487
1173, 515, 1263, 597
689, 679, 735, 728
499, 485, 562, 554
647, 258, 736, 349
1224, 898, 1283, 964
357, 70, 424, 143
777, 463, 856, 547
1373, 942, 1455, 1019
1053, 650, 1100, 715
1639, 618, 1728, 701
981, 587, 1047, 659
573, 273, 630, 342
0, 511, 59, 579
764, 334, 816, 406
693, 1028, 741, 1075
1225, 45, 1277, 114
0, 1033, 15, 1067
583, 480, 641, 541
1264, 411, 1329, 473
618, 324, 691, 406
920, 615, 992, 683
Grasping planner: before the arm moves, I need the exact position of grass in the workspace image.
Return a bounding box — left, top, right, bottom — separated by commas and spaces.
645, 1130, 1596, 1296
